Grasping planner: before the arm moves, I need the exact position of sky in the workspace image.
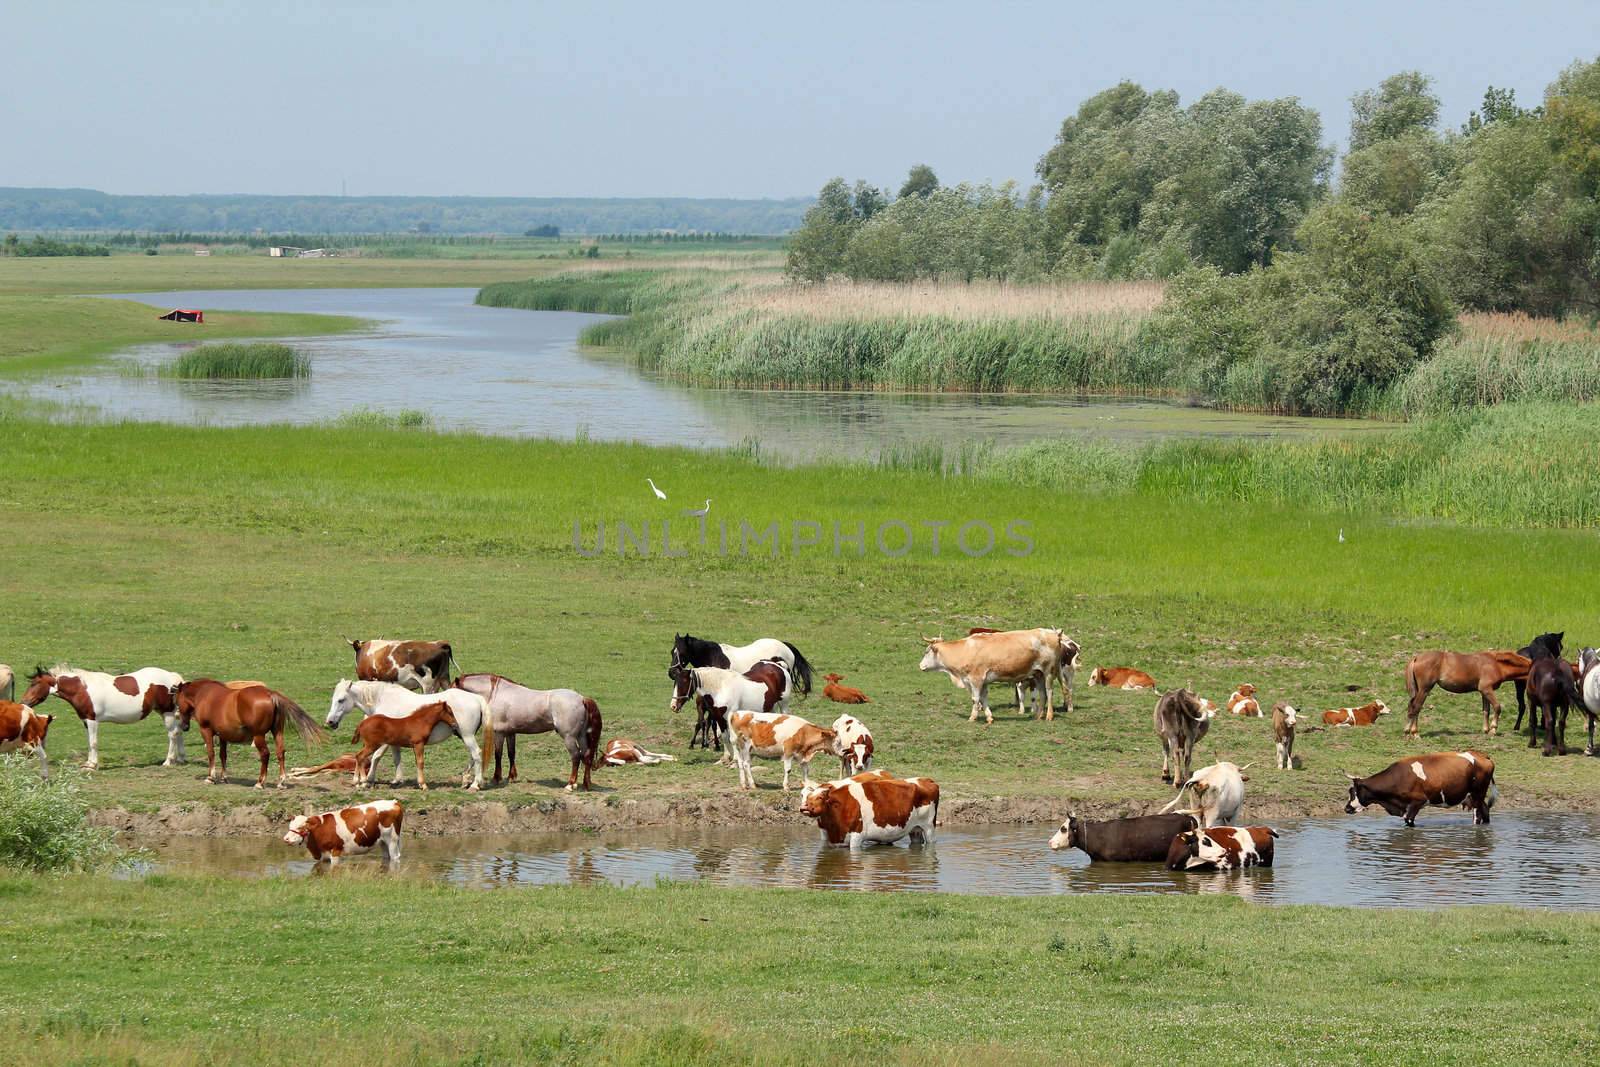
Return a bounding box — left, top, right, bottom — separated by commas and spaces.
6, 1, 1598, 199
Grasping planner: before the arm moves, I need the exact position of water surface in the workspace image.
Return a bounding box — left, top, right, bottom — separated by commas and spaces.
8, 288, 1396, 459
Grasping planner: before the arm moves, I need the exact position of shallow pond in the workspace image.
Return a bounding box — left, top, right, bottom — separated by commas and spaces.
12, 288, 1396, 459
142, 812, 1600, 909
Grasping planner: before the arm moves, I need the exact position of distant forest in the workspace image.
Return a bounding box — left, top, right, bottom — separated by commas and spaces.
0, 188, 813, 235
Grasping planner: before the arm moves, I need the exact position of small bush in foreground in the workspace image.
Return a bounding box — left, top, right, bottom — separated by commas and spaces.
161, 342, 310, 380
332, 406, 435, 430
0, 756, 120, 872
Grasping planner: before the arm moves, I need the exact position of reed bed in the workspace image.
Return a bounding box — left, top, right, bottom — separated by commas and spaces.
729, 278, 1165, 322
158, 342, 309, 380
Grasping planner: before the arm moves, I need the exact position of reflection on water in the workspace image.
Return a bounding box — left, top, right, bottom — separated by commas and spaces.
143, 813, 1600, 909
7, 288, 1396, 460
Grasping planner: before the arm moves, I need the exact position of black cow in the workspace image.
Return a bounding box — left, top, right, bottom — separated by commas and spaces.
1047, 812, 1200, 862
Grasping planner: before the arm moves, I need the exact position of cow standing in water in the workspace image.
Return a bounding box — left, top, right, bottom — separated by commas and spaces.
1344, 751, 1497, 826
348, 639, 455, 694
19, 665, 186, 770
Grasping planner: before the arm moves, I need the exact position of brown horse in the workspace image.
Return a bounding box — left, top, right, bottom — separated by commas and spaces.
175, 679, 325, 789
353, 701, 458, 791
1403, 650, 1531, 737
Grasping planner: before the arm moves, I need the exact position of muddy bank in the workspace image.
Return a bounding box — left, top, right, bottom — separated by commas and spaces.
89, 782, 1584, 838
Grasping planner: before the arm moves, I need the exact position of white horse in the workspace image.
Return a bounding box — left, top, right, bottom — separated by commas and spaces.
20, 665, 186, 769
325, 679, 490, 791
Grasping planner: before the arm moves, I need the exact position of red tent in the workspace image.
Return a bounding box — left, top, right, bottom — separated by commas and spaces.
158, 309, 204, 323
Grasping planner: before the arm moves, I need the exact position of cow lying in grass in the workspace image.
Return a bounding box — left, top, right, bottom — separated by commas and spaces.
283, 799, 403, 866
800, 771, 939, 848
1227, 684, 1261, 717
822, 673, 870, 704
1323, 700, 1388, 727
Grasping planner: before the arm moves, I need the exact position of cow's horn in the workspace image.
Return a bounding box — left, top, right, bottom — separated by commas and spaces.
1343, 771, 1359, 780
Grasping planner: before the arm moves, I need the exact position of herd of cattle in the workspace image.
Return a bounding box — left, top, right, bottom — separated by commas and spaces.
0, 626, 1591, 868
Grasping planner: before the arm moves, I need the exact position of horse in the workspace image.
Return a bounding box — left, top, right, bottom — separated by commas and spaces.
325, 679, 490, 791
352, 702, 458, 790
0, 664, 13, 703
669, 662, 793, 764
452, 673, 602, 791
1526, 657, 1583, 757
1401, 650, 1531, 737
668, 633, 814, 697
19, 664, 186, 770
1512, 632, 1564, 738
1578, 649, 1600, 756
175, 679, 325, 789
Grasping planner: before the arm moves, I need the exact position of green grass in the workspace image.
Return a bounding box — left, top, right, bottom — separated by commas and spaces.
158, 341, 310, 380
2, 416, 1599, 818
2, 873, 1598, 1065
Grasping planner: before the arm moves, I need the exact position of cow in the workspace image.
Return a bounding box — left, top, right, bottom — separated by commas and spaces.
799, 772, 939, 848
1272, 702, 1298, 770
0, 702, 52, 779
726, 710, 836, 791
0, 664, 13, 703
1322, 700, 1388, 727
1344, 750, 1497, 826
1227, 684, 1261, 717
1088, 666, 1157, 690
919, 629, 1062, 723
1160, 761, 1247, 827
822, 673, 870, 704
1166, 826, 1278, 871
1153, 688, 1215, 785
348, 639, 455, 694
601, 739, 677, 765
1048, 812, 1199, 862
968, 628, 1083, 716
283, 799, 404, 866
831, 713, 874, 776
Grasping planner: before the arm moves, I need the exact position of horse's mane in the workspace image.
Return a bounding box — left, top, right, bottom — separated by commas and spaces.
47, 663, 85, 678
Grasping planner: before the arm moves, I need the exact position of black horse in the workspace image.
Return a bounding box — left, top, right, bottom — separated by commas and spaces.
1528, 655, 1584, 757
1513, 631, 1564, 739
668, 632, 815, 751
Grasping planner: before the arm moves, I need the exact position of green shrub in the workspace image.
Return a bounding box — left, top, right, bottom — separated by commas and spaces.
0, 757, 121, 872
161, 342, 310, 380
332, 407, 435, 430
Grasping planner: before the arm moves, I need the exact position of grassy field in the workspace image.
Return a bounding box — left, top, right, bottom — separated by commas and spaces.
1, 418, 1598, 821
1, 872, 1596, 1065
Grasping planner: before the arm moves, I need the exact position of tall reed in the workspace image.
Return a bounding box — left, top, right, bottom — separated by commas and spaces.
160, 342, 310, 380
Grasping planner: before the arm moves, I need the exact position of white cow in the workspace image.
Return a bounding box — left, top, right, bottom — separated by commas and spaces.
831, 713, 874, 776
1160, 760, 1248, 828
326, 679, 489, 791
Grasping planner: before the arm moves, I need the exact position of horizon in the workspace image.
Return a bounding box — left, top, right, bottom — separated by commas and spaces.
8, 1, 1598, 200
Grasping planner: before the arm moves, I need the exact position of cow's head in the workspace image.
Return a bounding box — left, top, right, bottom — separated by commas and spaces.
824, 673, 844, 684
1048, 815, 1081, 851
283, 814, 317, 847
1275, 702, 1298, 728
917, 637, 945, 673
1166, 829, 1200, 870
799, 783, 832, 818
1087, 667, 1106, 686
668, 666, 697, 713
1373, 700, 1390, 716
1343, 773, 1371, 815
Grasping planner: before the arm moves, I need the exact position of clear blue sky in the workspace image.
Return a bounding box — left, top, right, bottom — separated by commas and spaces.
8, 1, 1597, 199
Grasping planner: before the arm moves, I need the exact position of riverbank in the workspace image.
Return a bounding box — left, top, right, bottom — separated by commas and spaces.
2, 872, 1597, 1065
478, 267, 1600, 417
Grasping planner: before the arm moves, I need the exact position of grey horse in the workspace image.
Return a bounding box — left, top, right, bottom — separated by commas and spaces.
453, 673, 602, 791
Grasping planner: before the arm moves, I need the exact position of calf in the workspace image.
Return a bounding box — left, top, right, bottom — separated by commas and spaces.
1088, 666, 1157, 690
831, 714, 874, 776
283, 799, 404, 866
1344, 750, 1497, 826
1227, 684, 1261, 717
1153, 688, 1215, 785
1166, 826, 1278, 871
727, 711, 836, 791
1160, 760, 1247, 827
353, 701, 458, 791
1272, 702, 1298, 770
348, 638, 454, 694
799, 772, 939, 848
1049, 812, 1199, 862
1322, 700, 1389, 727
0, 702, 52, 779
601, 739, 676, 765
822, 673, 871, 704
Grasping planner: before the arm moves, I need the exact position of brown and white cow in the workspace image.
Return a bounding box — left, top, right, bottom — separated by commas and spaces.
348, 639, 454, 694
1227, 684, 1261, 717
1154, 688, 1216, 785
919, 629, 1064, 723
1166, 826, 1278, 871
0, 701, 53, 779
726, 710, 836, 790
1344, 750, 1497, 826
1322, 700, 1389, 727
831, 713, 874, 776
1272, 702, 1298, 770
1088, 666, 1157, 690
799, 772, 939, 848
283, 799, 403, 866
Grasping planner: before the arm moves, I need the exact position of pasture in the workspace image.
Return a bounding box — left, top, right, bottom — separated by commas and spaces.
2, 417, 1599, 822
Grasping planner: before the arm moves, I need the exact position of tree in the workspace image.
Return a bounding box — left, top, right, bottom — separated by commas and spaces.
785, 178, 861, 281
851, 180, 888, 220
1341, 133, 1454, 216
897, 164, 940, 199
1462, 86, 1528, 135
1348, 71, 1440, 151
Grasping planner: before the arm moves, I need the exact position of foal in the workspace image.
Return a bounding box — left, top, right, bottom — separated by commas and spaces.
354, 702, 458, 791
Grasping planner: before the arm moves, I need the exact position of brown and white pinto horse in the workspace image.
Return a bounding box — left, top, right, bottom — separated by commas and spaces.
1403, 650, 1531, 737
19, 665, 185, 770
175, 679, 325, 789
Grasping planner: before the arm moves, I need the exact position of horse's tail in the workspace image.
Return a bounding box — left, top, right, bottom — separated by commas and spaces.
274, 692, 327, 746
479, 698, 495, 774
783, 642, 814, 696
582, 697, 603, 775
1404, 656, 1421, 703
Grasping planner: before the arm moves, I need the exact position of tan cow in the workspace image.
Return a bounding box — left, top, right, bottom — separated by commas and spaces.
0, 701, 52, 779
1323, 700, 1389, 727
348, 639, 454, 694
1272, 702, 1298, 770
920, 629, 1066, 723
1088, 666, 1157, 690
